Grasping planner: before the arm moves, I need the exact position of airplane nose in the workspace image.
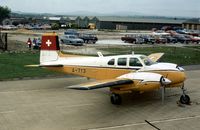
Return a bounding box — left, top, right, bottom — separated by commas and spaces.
175, 72, 186, 83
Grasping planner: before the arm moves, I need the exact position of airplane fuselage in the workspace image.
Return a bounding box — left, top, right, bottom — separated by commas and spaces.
43, 53, 186, 93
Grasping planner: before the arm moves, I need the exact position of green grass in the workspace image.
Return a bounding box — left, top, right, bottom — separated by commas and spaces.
0, 51, 61, 80
184, 46, 200, 50
99, 46, 200, 66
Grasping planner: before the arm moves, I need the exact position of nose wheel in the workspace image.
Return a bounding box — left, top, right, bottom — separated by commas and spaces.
110, 93, 122, 105
180, 85, 190, 104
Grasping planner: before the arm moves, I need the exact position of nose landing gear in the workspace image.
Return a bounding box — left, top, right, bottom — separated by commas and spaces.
180, 85, 190, 104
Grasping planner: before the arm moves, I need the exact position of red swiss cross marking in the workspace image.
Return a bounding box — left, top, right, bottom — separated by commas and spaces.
46, 40, 52, 47
41, 35, 60, 50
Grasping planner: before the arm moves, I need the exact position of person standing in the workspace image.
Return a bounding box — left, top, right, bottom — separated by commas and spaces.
27, 38, 32, 50
32, 38, 37, 49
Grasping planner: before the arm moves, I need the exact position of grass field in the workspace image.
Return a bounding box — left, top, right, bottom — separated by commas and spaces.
99, 46, 200, 66
0, 46, 200, 80
184, 46, 200, 50
0, 51, 62, 80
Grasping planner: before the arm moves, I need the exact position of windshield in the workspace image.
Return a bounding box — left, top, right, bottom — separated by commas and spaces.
140, 56, 155, 66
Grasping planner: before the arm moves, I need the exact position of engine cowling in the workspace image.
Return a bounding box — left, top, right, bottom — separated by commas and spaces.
117, 72, 171, 91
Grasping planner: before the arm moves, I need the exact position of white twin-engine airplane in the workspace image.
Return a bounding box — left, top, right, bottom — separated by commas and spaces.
30, 32, 190, 105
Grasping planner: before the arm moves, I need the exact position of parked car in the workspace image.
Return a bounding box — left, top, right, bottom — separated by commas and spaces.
142, 35, 155, 44
2, 25, 17, 30
173, 35, 190, 43
176, 29, 188, 34
24, 25, 34, 30
155, 36, 167, 44
79, 33, 98, 44
135, 36, 145, 44
60, 35, 84, 46
40, 24, 51, 30
64, 29, 79, 36
121, 35, 136, 43
162, 35, 177, 43
185, 35, 200, 44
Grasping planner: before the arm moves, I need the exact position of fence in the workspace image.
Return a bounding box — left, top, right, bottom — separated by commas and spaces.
0, 30, 7, 51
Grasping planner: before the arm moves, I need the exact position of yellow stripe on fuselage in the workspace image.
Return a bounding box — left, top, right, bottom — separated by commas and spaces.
47, 65, 134, 80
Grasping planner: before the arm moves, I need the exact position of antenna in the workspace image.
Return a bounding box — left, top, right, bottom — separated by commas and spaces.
97, 52, 103, 57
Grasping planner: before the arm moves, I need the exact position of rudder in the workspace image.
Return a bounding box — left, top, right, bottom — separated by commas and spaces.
40, 32, 60, 63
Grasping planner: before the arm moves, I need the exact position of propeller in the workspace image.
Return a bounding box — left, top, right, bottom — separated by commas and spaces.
160, 76, 171, 104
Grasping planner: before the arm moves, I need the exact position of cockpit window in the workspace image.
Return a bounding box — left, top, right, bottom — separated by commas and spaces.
117, 58, 127, 66
140, 56, 155, 66
129, 58, 143, 67
108, 59, 115, 65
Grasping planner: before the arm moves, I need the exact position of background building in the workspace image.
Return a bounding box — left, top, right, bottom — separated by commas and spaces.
7, 13, 196, 31
182, 18, 200, 30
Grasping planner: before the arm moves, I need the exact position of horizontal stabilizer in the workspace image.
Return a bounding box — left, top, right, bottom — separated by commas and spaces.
39, 64, 63, 67
25, 64, 63, 67
68, 79, 133, 90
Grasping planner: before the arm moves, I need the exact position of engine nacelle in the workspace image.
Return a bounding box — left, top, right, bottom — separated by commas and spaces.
118, 72, 171, 92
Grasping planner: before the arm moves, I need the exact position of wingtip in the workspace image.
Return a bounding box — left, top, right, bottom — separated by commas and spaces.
67, 86, 90, 90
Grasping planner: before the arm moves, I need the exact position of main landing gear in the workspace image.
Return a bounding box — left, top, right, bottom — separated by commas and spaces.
179, 85, 190, 104
110, 93, 122, 105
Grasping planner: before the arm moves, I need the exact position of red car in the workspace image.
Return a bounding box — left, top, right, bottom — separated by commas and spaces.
185, 35, 200, 44
121, 35, 136, 43
154, 36, 167, 44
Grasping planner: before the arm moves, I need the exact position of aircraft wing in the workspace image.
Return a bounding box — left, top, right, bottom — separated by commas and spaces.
68, 72, 171, 92
68, 79, 133, 90
148, 53, 164, 62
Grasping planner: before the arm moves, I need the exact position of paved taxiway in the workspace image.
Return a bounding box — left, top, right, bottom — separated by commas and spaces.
0, 70, 200, 130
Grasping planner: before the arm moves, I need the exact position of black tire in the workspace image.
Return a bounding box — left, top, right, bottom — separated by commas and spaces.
88, 40, 92, 44
180, 95, 190, 104
110, 94, 121, 105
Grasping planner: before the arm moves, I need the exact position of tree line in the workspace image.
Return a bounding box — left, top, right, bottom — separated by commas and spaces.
0, 6, 11, 24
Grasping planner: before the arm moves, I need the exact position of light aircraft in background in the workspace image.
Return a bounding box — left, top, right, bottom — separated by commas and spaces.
27, 32, 190, 105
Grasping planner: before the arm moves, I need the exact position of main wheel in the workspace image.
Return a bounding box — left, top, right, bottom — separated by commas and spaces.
180, 95, 190, 104
110, 94, 121, 105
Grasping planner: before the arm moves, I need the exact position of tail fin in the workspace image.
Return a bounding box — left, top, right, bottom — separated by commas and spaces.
40, 32, 60, 63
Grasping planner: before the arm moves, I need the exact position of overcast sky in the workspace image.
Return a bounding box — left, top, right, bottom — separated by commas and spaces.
0, 0, 200, 17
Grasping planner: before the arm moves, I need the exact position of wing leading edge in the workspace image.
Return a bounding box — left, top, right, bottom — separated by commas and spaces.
68, 79, 133, 90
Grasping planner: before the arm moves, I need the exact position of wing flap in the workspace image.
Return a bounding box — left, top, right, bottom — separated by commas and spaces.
148, 53, 164, 62
68, 79, 133, 90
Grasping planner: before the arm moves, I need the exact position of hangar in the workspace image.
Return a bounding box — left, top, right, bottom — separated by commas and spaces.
182, 18, 200, 30
8, 15, 189, 30
75, 16, 185, 30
